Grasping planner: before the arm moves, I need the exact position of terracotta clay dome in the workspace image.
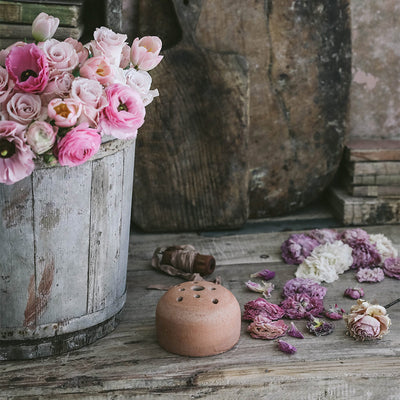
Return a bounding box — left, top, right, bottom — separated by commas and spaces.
156, 280, 241, 357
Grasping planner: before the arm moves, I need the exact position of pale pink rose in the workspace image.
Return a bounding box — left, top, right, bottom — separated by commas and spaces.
77, 105, 100, 127
120, 44, 131, 69
0, 66, 14, 104
41, 72, 74, 105
130, 36, 163, 71
80, 56, 114, 86
0, 41, 26, 66
32, 12, 59, 42
0, 121, 35, 184
6, 43, 49, 93
6, 93, 42, 125
39, 39, 79, 77
64, 38, 89, 65
48, 98, 82, 128
124, 69, 159, 106
26, 121, 57, 154
110, 66, 127, 85
90, 26, 128, 66
98, 83, 145, 139
55, 123, 101, 167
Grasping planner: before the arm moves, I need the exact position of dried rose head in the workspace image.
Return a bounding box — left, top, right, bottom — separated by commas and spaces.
344, 299, 391, 341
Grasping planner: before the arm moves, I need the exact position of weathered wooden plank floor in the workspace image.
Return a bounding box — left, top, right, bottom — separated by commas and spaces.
1, 220, 400, 399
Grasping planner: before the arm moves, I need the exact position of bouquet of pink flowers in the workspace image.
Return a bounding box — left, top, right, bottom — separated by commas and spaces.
0, 12, 163, 185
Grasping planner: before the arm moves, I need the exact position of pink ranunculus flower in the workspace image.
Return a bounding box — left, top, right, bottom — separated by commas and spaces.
80, 56, 114, 86
130, 36, 163, 71
247, 315, 288, 340
39, 39, 79, 77
64, 38, 89, 65
48, 98, 82, 128
0, 66, 14, 104
6, 93, 42, 125
32, 12, 59, 42
98, 83, 145, 139
55, 123, 101, 167
0, 121, 35, 184
26, 121, 57, 154
6, 43, 49, 93
90, 26, 128, 66
383, 257, 400, 279
41, 72, 75, 105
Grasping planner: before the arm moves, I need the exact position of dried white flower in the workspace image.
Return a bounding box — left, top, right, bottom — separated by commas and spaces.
369, 233, 398, 265
295, 241, 353, 283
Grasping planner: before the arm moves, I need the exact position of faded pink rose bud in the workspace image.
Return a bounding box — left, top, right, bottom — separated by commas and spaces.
247, 315, 288, 340
344, 287, 364, 300
48, 98, 82, 127
344, 299, 391, 340
130, 36, 163, 71
32, 12, 59, 42
26, 121, 57, 154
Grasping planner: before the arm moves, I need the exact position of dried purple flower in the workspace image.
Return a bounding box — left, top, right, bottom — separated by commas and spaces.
277, 340, 297, 355
308, 229, 340, 245
280, 233, 320, 265
344, 287, 364, 300
369, 234, 398, 265
250, 269, 275, 281
280, 293, 324, 320
245, 280, 274, 299
324, 304, 345, 320
282, 277, 327, 299
356, 267, 385, 283
383, 257, 400, 279
349, 241, 381, 270
247, 315, 288, 340
306, 317, 335, 336
340, 228, 371, 245
287, 322, 304, 339
243, 298, 285, 321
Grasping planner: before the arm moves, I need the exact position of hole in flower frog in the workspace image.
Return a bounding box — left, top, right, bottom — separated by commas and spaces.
177, 297, 183, 302
178, 288, 185, 291
194, 294, 200, 298
191, 285, 205, 291
212, 299, 219, 304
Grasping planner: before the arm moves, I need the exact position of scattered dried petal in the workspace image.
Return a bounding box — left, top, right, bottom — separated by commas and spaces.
344, 287, 364, 300
287, 322, 304, 339
250, 269, 275, 281
277, 340, 297, 354
383, 257, 400, 279
356, 267, 385, 283
280, 293, 324, 320
243, 298, 285, 321
282, 277, 327, 299
306, 317, 335, 336
324, 304, 345, 320
244, 280, 274, 299
247, 315, 288, 339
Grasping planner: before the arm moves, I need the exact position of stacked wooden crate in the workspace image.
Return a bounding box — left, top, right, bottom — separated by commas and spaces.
0, 0, 83, 48
328, 139, 400, 225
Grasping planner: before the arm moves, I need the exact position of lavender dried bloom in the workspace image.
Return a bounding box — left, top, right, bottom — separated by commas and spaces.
383, 257, 400, 279
306, 317, 335, 336
324, 304, 345, 320
247, 315, 288, 340
245, 280, 275, 299
280, 233, 320, 265
344, 287, 364, 300
277, 340, 297, 355
280, 293, 324, 320
350, 241, 381, 270
340, 228, 371, 245
308, 229, 340, 245
287, 322, 304, 339
243, 298, 285, 321
356, 267, 385, 283
250, 269, 275, 281
282, 277, 327, 299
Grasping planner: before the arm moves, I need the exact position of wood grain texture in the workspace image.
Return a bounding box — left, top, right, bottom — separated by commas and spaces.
132, 0, 249, 232
344, 139, 400, 162
0, 225, 400, 398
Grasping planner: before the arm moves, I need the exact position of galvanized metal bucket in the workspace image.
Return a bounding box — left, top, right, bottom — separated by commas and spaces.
0, 138, 135, 360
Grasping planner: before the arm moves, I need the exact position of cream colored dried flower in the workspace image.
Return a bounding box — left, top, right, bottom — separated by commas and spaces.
369, 233, 398, 265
